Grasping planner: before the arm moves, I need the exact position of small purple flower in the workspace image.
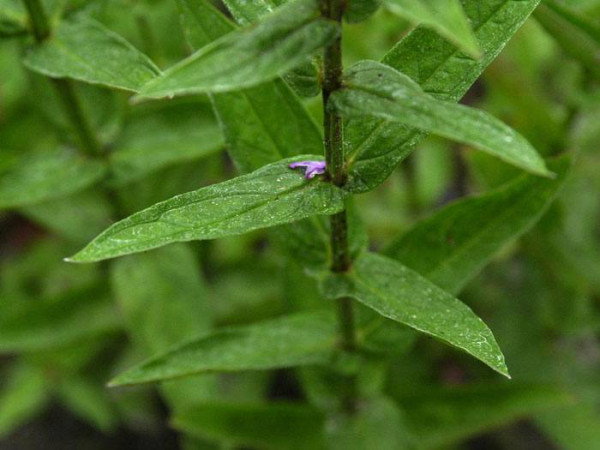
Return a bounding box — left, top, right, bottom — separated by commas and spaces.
289, 160, 327, 179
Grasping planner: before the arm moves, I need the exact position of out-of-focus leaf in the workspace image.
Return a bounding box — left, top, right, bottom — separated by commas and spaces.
383, 0, 480, 57
109, 310, 338, 386
221, 0, 277, 25
534, 1, 600, 78
69, 156, 345, 263
138, 0, 338, 98
21, 190, 113, 243
56, 377, 118, 432
332, 61, 550, 177
401, 383, 572, 449
536, 403, 600, 450
344, 0, 542, 192
326, 396, 412, 450
174, 402, 326, 449
0, 362, 49, 438
322, 252, 509, 377
0, 147, 106, 210
0, 285, 120, 353
108, 103, 223, 186
24, 17, 160, 92
344, 0, 380, 23
385, 156, 571, 295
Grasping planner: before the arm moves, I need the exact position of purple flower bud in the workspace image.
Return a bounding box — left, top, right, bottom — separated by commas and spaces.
289, 160, 327, 179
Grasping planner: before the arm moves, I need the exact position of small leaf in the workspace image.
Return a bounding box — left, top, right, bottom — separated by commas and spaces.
0, 146, 106, 210
23, 17, 161, 92
344, 0, 542, 192
344, 0, 380, 24
174, 402, 326, 449
138, 0, 339, 98
385, 156, 571, 295
331, 60, 550, 177
383, 0, 480, 57
68, 156, 344, 263
0, 285, 119, 353
322, 252, 509, 377
109, 310, 338, 386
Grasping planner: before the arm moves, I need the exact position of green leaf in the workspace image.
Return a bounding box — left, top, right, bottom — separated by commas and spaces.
0, 147, 106, 210
326, 396, 412, 450
174, 402, 326, 449
221, 0, 278, 25
536, 403, 600, 450
322, 252, 509, 377
138, 0, 338, 98
385, 156, 571, 295
383, 0, 480, 57
56, 377, 118, 432
0, 285, 119, 353
176, 0, 235, 47
331, 60, 550, 177
344, 0, 380, 24
534, 1, 600, 78
109, 310, 338, 386
108, 103, 223, 186
344, 0, 542, 192
0, 362, 48, 438
68, 156, 344, 263
23, 17, 161, 92
401, 383, 571, 449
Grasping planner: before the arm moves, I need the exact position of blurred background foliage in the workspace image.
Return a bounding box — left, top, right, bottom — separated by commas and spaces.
1, 0, 600, 448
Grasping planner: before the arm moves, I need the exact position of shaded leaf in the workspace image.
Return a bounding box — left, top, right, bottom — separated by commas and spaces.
109, 310, 338, 386
108, 103, 223, 186
175, 402, 326, 449
385, 156, 571, 295
24, 17, 160, 92
344, 0, 542, 192
0, 362, 48, 438
536, 402, 600, 450
401, 383, 571, 449
69, 156, 343, 263
344, 0, 380, 24
322, 252, 509, 377
0, 285, 119, 353
0, 147, 106, 210
332, 60, 550, 177
138, 0, 338, 98
383, 0, 480, 57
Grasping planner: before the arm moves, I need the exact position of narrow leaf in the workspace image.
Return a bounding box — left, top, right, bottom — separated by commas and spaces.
23, 17, 161, 92
108, 103, 223, 186
0, 147, 106, 210
138, 0, 339, 98
385, 156, 571, 295
322, 252, 509, 377
344, 0, 542, 192
383, 0, 480, 57
109, 310, 338, 386
68, 156, 344, 263
174, 402, 326, 450
331, 61, 550, 177
0, 286, 119, 353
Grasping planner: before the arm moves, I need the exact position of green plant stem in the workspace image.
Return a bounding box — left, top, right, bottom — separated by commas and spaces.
321, 0, 358, 414
21, 0, 102, 156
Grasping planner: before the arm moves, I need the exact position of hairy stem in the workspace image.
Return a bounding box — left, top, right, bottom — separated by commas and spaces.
321, 0, 358, 413
21, 0, 102, 156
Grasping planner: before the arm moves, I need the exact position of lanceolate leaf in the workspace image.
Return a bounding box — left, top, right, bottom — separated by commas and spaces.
331, 61, 549, 177
0, 147, 106, 210
385, 156, 571, 295
322, 252, 509, 377
345, 0, 542, 193
23, 18, 161, 92
138, 0, 339, 98
174, 402, 326, 450
383, 0, 480, 57
109, 310, 338, 386
68, 156, 344, 263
